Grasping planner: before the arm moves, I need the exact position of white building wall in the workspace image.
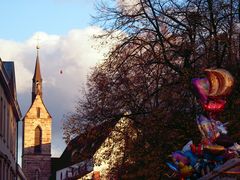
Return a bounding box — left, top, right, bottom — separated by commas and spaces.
56, 159, 93, 180
0, 60, 21, 180
0, 82, 18, 180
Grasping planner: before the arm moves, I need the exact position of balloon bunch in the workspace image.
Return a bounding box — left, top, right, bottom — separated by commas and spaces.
166, 68, 240, 179
192, 68, 234, 114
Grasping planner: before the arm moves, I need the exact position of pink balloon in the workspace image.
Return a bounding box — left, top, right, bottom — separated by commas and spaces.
192, 78, 209, 103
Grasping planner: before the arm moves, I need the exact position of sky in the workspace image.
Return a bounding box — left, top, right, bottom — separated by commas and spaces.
0, 0, 115, 163
0, 0, 95, 41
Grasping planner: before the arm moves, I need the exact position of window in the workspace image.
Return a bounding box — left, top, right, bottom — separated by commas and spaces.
0, 159, 2, 180
0, 97, 2, 136
3, 103, 5, 141
2, 162, 5, 180
34, 126, 42, 153
66, 171, 69, 178
37, 107, 40, 118
6, 108, 9, 147
35, 169, 40, 180
7, 164, 9, 180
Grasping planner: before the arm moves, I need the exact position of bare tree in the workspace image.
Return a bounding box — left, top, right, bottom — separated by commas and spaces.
63, 0, 240, 178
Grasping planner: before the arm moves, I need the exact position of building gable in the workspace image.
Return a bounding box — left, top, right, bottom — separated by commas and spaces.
25, 94, 51, 119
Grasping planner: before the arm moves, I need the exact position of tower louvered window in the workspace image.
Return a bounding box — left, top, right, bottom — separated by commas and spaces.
37, 107, 40, 118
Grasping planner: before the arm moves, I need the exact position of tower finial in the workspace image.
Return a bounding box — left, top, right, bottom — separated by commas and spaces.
35, 35, 40, 55
36, 44, 40, 56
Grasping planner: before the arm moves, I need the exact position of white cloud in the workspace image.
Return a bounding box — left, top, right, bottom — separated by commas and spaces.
0, 26, 109, 94
0, 26, 111, 157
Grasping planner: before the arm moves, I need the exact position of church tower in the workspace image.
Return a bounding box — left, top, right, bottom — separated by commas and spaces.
22, 47, 52, 180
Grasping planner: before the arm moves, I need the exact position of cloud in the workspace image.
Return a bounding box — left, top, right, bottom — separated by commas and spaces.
117, 0, 141, 15
1, 26, 111, 103
0, 26, 110, 157
1, 27, 108, 94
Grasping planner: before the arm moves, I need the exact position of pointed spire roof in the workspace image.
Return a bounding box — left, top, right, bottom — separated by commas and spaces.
33, 45, 42, 82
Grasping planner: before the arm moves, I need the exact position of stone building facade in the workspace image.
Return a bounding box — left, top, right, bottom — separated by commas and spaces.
22, 49, 52, 180
0, 59, 22, 179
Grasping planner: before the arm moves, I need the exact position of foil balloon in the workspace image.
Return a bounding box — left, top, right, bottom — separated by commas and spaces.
192, 78, 209, 103
191, 144, 203, 156
214, 121, 228, 135
182, 140, 193, 152
196, 115, 219, 141
172, 151, 189, 165
202, 99, 226, 112
201, 137, 213, 145
180, 165, 194, 177
184, 150, 198, 167
203, 144, 225, 155
166, 162, 179, 172
205, 68, 234, 97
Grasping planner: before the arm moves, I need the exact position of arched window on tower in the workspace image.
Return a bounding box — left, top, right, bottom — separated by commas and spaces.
34, 126, 42, 153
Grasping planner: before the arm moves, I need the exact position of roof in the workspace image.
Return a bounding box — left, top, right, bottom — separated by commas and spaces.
33, 52, 42, 82
3, 62, 16, 97
24, 94, 52, 119
0, 59, 22, 120
3, 61, 15, 79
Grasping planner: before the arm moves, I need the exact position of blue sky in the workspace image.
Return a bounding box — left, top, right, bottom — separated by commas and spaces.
0, 0, 96, 41
0, 0, 114, 163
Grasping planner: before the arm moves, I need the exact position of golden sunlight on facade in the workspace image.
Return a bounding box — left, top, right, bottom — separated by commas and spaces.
55, 116, 138, 179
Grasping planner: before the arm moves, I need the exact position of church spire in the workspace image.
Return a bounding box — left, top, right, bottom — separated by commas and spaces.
33, 45, 42, 82
32, 45, 43, 103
